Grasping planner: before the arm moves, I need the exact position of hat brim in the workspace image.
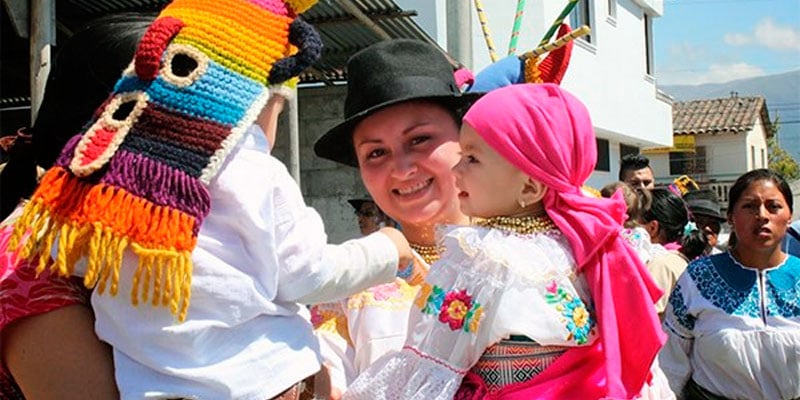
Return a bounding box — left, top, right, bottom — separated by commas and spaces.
691, 210, 727, 223
347, 198, 371, 210
314, 92, 484, 168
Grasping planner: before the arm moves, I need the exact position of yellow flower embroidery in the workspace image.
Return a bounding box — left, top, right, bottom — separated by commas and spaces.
447, 300, 469, 321
573, 306, 589, 327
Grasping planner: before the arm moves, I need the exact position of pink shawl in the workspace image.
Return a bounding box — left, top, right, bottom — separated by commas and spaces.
462, 84, 665, 399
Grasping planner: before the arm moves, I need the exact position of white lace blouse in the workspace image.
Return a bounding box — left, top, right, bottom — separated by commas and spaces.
344, 225, 597, 400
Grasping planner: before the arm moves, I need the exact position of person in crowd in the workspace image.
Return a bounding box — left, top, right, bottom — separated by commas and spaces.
601, 181, 654, 263
341, 83, 671, 399
348, 198, 397, 236
0, 13, 154, 399
783, 219, 800, 256
310, 39, 479, 399
3, 3, 413, 399
683, 189, 727, 255
660, 168, 800, 400
640, 188, 706, 317
620, 154, 656, 191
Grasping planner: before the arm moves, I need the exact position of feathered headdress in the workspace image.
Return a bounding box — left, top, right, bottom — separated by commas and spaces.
9, 0, 322, 321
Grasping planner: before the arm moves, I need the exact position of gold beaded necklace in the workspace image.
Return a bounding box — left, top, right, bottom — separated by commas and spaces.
474, 214, 557, 235
409, 243, 444, 265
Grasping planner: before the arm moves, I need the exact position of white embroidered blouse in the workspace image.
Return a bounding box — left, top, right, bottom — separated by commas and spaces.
343, 225, 598, 400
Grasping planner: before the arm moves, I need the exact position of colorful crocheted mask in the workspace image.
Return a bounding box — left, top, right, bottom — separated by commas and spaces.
10, 0, 322, 321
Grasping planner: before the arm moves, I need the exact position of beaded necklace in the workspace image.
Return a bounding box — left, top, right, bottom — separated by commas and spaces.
410, 243, 444, 265
475, 214, 557, 235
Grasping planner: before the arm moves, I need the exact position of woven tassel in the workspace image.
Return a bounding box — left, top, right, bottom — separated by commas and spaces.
131, 244, 193, 321
524, 56, 543, 84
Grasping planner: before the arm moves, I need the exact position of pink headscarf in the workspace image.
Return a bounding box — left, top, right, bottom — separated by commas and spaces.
463, 84, 665, 399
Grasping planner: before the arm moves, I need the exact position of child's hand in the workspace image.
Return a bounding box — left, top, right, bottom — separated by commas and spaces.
378, 227, 412, 273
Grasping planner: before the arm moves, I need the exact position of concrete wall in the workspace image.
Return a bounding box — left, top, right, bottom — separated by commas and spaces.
272, 85, 367, 244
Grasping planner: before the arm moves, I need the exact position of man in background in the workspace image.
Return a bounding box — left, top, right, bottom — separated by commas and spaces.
348, 198, 397, 236
620, 154, 655, 191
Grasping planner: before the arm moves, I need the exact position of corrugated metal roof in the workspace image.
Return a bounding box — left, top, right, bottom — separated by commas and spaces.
56, 0, 438, 84
672, 95, 773, 137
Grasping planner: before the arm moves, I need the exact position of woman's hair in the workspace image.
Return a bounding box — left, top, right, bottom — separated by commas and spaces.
641, 187, 689, 243
727, 168, 793, 216
679, 223, 708, 260
0, 13, 153, 220
600, 181, 650, 228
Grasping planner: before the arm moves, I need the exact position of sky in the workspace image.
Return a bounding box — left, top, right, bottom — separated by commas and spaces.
654, 0, 800, 86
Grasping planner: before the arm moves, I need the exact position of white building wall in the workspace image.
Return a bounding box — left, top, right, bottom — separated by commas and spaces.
701, 134, 749, 179
746, 121, 769, 170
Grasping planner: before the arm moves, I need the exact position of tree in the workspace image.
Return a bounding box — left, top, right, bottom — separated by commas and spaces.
768, 117, 800, 180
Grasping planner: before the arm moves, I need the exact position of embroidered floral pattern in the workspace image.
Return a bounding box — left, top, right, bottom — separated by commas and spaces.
419, 285, 484, 333
544, 280, 594, 344
310, 305, 352, 345
689, 256, 762, 318
347, 279, 419, 311
668, 283, 696, 331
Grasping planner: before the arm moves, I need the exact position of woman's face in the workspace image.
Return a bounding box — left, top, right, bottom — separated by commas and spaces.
728, 179, 792, 254
353, 101, 464, 228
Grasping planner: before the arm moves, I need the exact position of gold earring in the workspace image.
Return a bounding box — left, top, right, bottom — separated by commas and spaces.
518, 199, 527, 208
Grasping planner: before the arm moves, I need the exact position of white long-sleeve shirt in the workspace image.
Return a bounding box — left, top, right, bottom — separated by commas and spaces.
81, 126, 399, 400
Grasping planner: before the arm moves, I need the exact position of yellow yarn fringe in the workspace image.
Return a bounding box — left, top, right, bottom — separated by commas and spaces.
9, 168, 197, 322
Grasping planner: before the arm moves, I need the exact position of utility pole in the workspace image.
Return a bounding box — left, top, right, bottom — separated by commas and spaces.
29, 0, 55, 124
446, 0, 472, 70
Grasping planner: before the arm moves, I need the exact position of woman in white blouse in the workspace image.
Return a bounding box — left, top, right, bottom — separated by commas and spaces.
660, 168, 800, 399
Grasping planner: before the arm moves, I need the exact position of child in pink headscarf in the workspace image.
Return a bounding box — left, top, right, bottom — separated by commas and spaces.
344, 84, 672, 400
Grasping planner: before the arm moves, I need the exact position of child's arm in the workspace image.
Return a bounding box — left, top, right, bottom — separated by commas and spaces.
290, 228, 410, 305
256, 93, 287, 150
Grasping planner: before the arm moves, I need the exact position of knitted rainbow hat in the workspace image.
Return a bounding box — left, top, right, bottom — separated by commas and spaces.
10, 0, 322, 321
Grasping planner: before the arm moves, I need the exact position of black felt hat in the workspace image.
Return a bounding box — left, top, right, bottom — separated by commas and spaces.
347, 198, 373, 211
684, 189, 727, 222
314, 39, 482, 167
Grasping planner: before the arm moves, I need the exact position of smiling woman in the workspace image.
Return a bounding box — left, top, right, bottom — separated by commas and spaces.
309, 39, 477, 398
660, 168, 800, 400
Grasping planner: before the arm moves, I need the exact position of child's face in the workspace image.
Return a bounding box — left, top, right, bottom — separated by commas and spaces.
453, 124, 532, 219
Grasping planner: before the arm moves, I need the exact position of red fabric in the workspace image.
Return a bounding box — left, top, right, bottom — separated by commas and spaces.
0, 224, 89, 389
537, 24, 573, 85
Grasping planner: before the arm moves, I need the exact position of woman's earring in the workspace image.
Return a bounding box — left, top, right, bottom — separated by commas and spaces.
518, 199, 527, 208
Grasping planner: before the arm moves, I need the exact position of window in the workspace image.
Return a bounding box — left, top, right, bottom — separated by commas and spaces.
751, 146, 756, 169
669, 146, 707, 175
644, 14, 654, 76
620, 144, 639, 160
608, 0, 617, 18
761, 148, 766, 168
570, 0, 593, 43
596, 138, 610, 171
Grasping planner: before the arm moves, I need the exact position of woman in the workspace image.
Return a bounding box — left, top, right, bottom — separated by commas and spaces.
641, 188, 704, 317
660, 168, 800, 399
311, 39, 479, 398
